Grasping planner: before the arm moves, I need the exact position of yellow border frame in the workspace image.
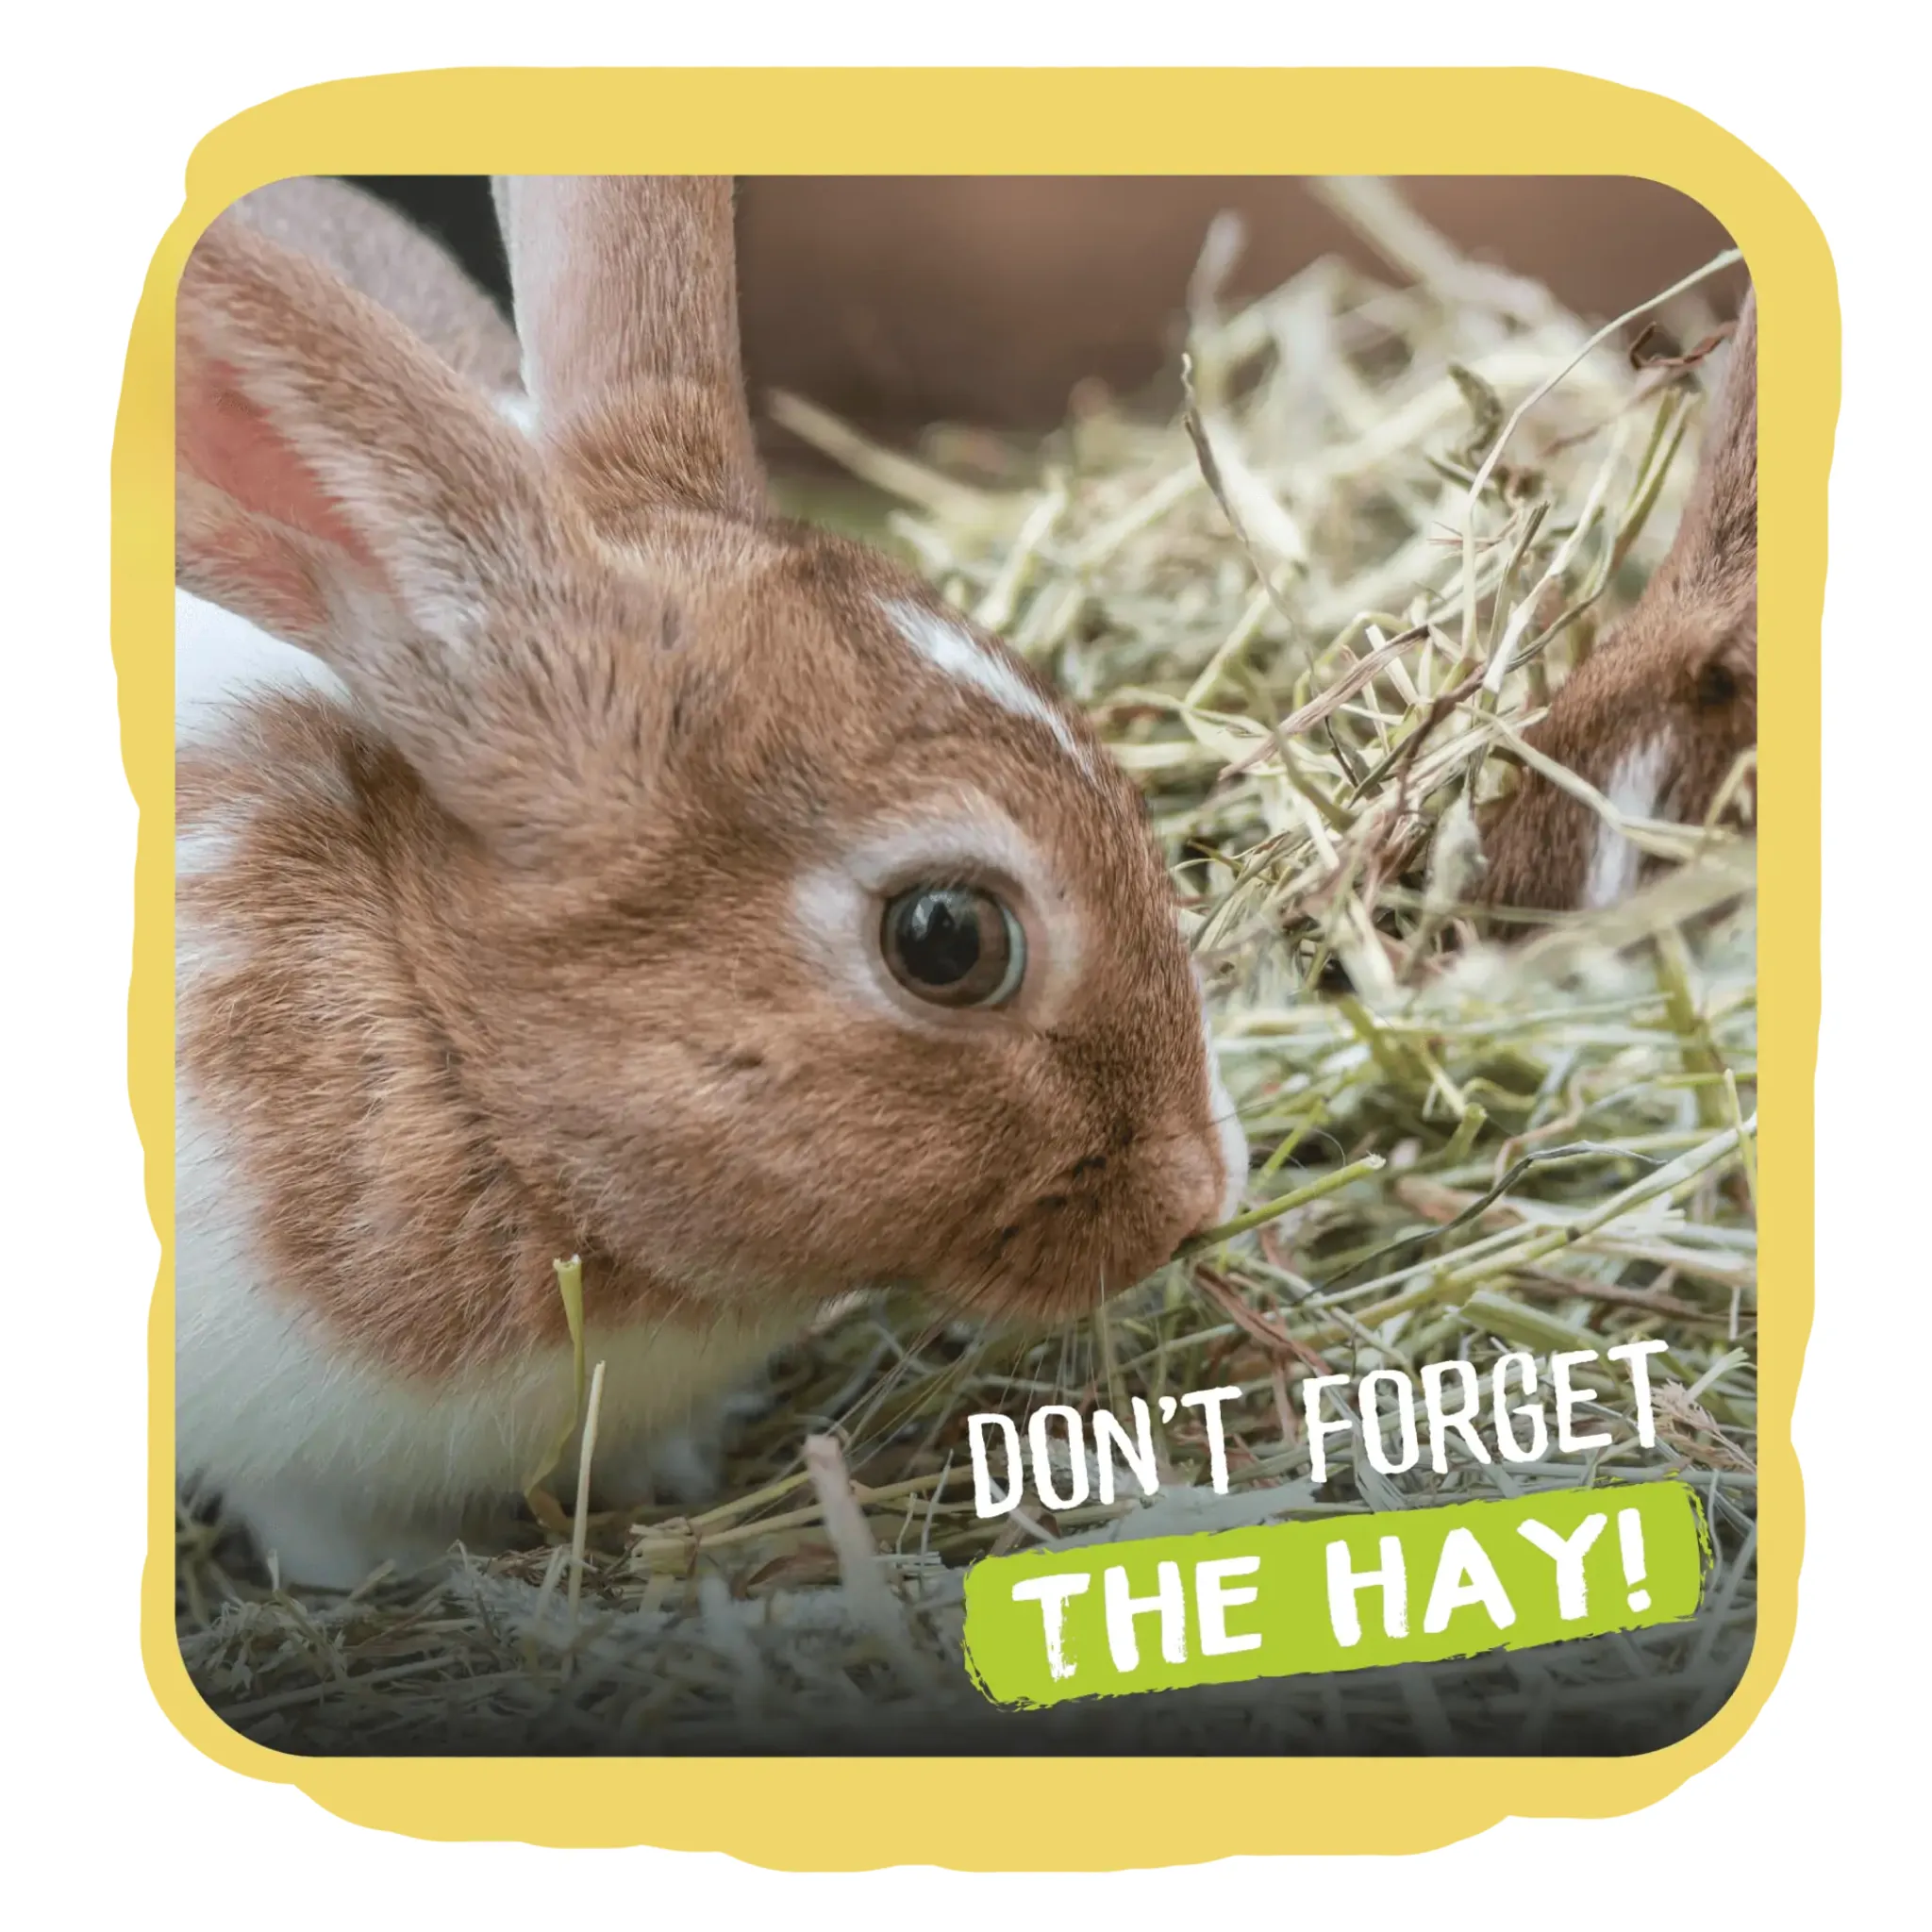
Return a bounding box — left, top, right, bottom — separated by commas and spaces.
125, 67, 1831, 1863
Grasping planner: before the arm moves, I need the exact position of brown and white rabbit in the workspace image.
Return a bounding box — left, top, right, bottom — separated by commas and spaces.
1478, 289, 1757, 912
174, 176, 1248, 1589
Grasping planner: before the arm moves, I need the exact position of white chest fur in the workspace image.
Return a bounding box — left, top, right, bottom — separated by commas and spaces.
175, 1083, 793, 1589
175, 588, 351, 743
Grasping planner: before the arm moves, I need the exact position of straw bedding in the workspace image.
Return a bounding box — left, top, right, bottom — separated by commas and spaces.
176, 179, 1757, 1758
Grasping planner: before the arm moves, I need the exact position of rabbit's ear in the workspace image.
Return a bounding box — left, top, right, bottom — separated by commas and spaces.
176, 210, 567, 637
175, 210, 661, 848
493, 175, 764, 526
228, 177, 525, 397
175, 470, 351, 658
1674, 288, 1757, 599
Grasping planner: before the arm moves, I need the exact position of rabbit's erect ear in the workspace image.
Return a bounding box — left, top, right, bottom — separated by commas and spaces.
493, 175, 764, 526
175, 211, 657, 846
1678, 287, 1757, 590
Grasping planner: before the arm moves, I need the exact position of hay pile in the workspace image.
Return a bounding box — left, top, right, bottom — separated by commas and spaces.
177, 180, 1757, 1758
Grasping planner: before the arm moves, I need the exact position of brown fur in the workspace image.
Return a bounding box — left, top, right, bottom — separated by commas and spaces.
496, 177, 764, 523
1478, 290, 1757, 912
176, 190, 1228, 1383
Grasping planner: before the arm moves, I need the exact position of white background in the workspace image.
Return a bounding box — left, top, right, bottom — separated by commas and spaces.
5, 5, 1914, 1916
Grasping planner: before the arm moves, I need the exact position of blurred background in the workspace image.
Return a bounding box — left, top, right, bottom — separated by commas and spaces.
348, 175, 1744, 452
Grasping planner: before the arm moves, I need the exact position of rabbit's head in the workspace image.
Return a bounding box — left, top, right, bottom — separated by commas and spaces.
175, 180, 1247, 1334
1479, 289, 1757, 913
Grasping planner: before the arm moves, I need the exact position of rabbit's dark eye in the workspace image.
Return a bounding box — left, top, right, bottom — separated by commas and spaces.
1695, 659, 1740, 708
881, 886, 1025, 1008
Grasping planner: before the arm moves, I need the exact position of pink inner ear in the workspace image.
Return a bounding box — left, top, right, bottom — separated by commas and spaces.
177, 351, 381, 576
175, 476, 333, 647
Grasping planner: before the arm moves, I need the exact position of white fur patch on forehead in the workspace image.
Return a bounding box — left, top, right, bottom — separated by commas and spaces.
880, 597, 1093, 779
1585, 733, 1673, 910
